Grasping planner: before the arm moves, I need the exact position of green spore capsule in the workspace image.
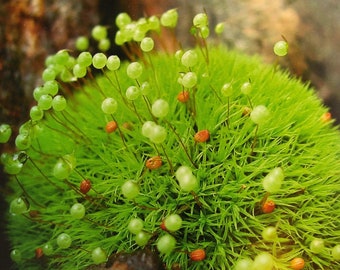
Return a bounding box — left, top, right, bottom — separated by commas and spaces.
92, 53, 107, 69
70, 203, 86, 219
126, 62, 143, 79
193, 13, 208, 28
52, 95, 67, 111
262, 167, 284, 193
106, 55, 120, 71
101, 97, 118, 114
128, 218, 144, 234
121, 180, 140, 200
215, 22, 225, 35
91, 25, 107, 41
15, 133, 31, 150
75, 36, 89, 51
274, 40, 289, 56
160, 9, 178, 28
151, 99, 169, 118
29, 106, 44, 121
91, 247, 107, 264
125, 86, 141, 101
0, 124, 12, 143
250, 105, 270, 125
157, 234, 176, 254
9, 197, 28, 215
10, 249, 22, 263
38, 94, 53, 110
77, 51, 92, 67
181, 49, 198, 67
135, 231, 151, 247
42, 243, 54, 256
140, 37, 154, 52
57, 233, 72, 249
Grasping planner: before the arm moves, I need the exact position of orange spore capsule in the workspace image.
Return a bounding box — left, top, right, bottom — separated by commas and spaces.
290, 257, 305, 270
190, 249, 206, 261
194, 129, 210, 143
177, 90, 190, 103
80, 179, 91, 194
146, 156, 162, 170
262, 199, 276, 214
105, 120, 118, 133
321, 112, 332, 123
35, 247, 44, 259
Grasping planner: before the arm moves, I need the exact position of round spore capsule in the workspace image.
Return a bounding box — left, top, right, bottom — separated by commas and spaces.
234, 258, 253, 270
92, 247, 107, 264
250, 105, 270, 125
30, 106, 44, 121
164, 214, 182, 232
9, 197, 28, 215
106, 55, 120, 71
135, 231, 151, 247
38, 94, 53, 110
140, 81, 151, 95
148, 125, 167, 144
42, 243, 54, 256
273, 40, 288, 56
252, 252, 274, 270
240, 82, 252, 95
98, 38, 111, 52
121, 180, 139, 199
181, 72, 198, 89
57, 233, 72, 249
160, 9, 178, 28
73, 63, 87, 78
262, 167, 284, 193
332, 245, 340, 260
128, 218, 144, 234
15, 133, 31, 150
221, 83, 233, 97
262, 226, 278, 242
75, 36, 89, 51
42, 67, 56, 82
10, 249, 22, 263
127, 62, 143, 79
157, 234, 176, 254
215, 22, 225, 34
101, 97, 118, 114
151, 99, 169, 118
91, 25, 107, 41
77, 52, 92, 67
116, 12, 132, 29
53, 159, 72, 179
199, 26, 210, 38
178, 173, 198, 192
142, 121, 157, 138
70, 203, 86, 219
44, 80, 59, 96
181, 50, 198, 68
140, 37, 154, 52
52, 95, 67, 111
193, 13, 208, 28
126, 86, 141, 101
175, 166, 193, 181
310, 238, 325, 254
92, 53, 107, 69
0, 124, 12, 143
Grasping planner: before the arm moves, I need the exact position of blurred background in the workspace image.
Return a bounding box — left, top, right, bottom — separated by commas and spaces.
1, 0, 339, 268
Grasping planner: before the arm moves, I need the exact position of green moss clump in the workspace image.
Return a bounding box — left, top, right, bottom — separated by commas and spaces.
2, 9, 340, 270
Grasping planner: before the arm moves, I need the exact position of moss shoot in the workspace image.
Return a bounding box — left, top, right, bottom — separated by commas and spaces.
1, 9, 340, 270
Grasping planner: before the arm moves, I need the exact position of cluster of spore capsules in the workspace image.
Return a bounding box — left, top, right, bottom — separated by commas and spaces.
1, 9, 340, 270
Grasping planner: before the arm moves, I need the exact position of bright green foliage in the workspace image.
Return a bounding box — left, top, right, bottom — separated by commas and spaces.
2, 9, 340, 270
